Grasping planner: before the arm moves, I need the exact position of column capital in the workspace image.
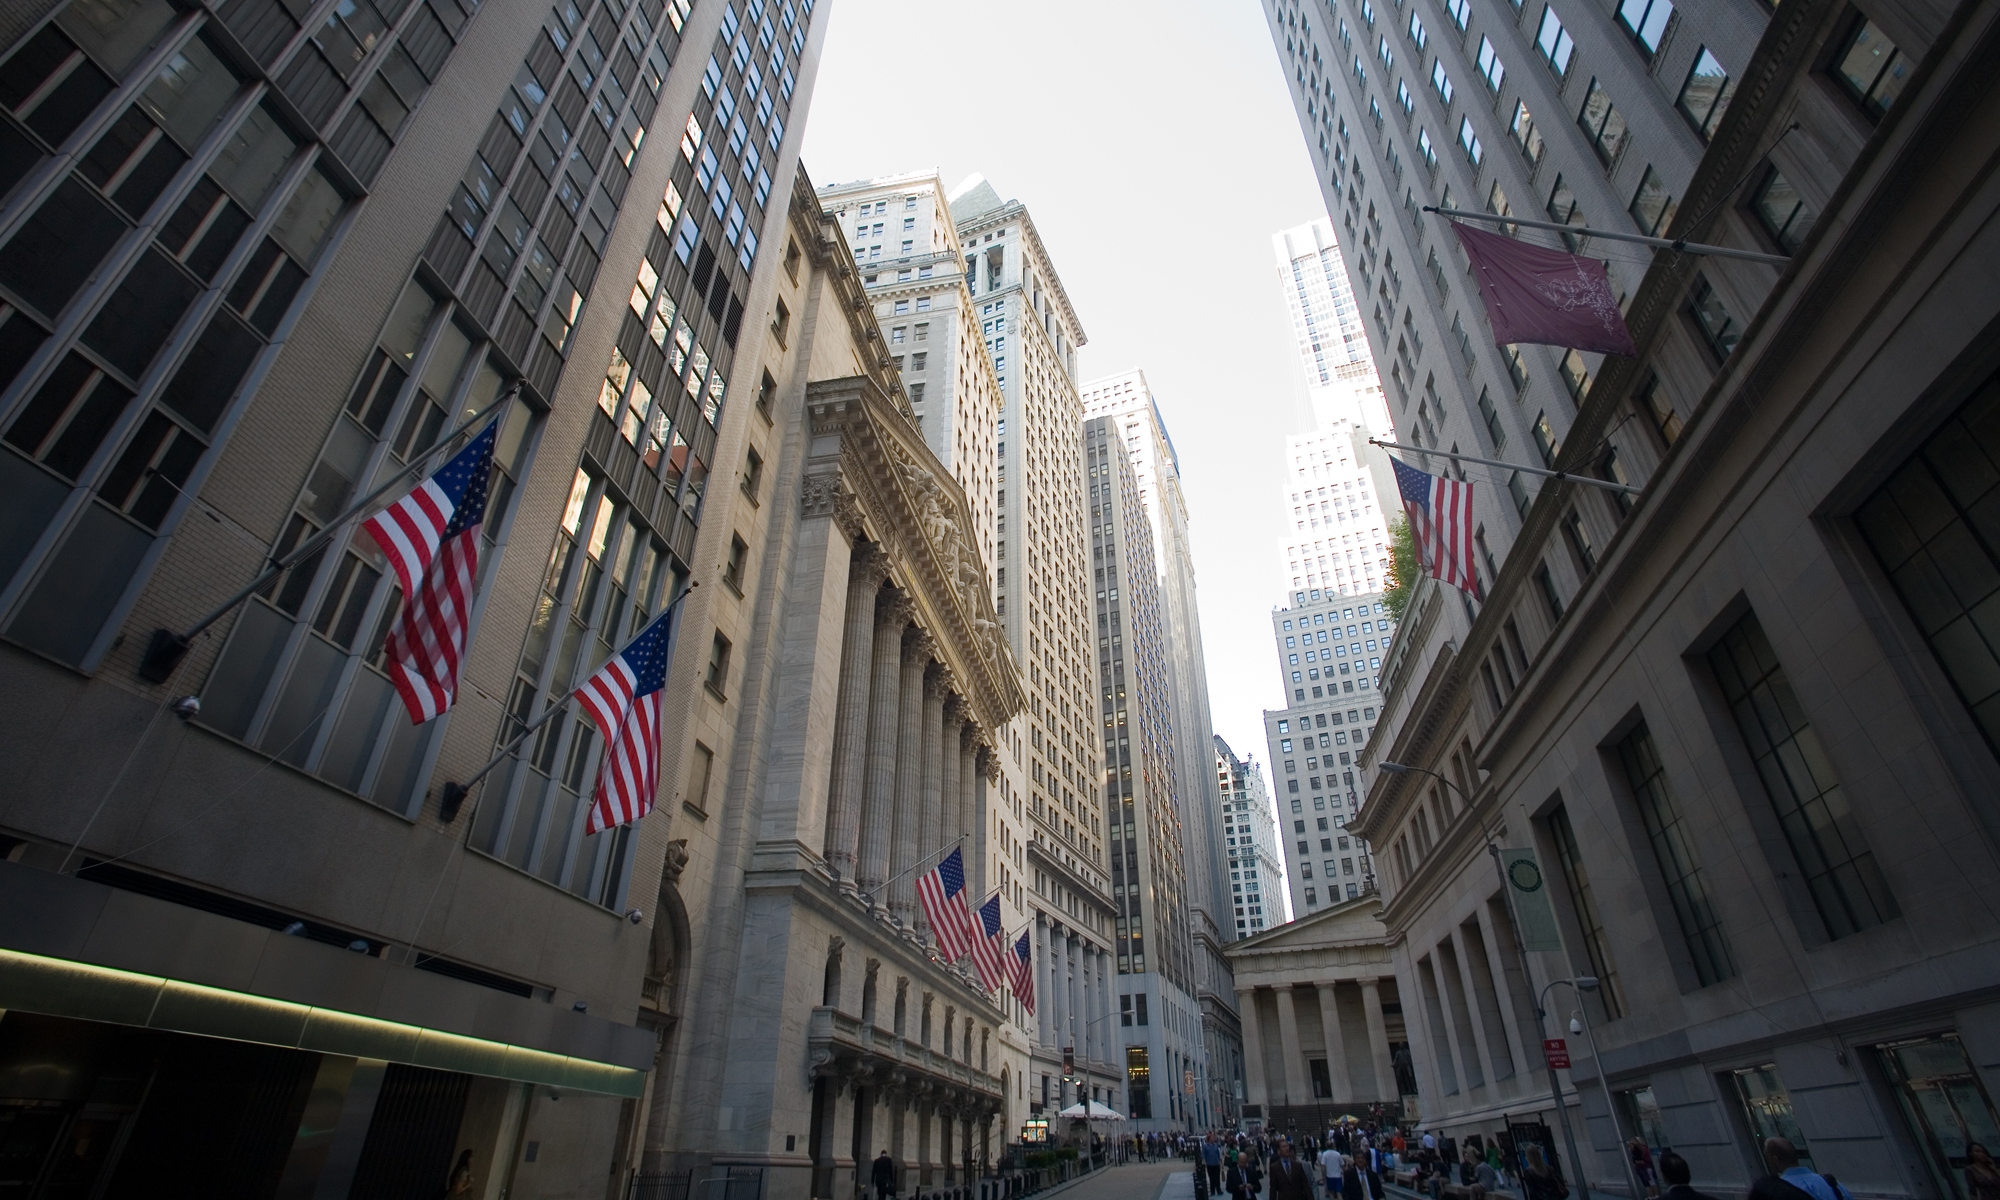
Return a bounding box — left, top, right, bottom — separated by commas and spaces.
851, 541, 894, 591
903, 626, 935, 664
878, 589, 916, 630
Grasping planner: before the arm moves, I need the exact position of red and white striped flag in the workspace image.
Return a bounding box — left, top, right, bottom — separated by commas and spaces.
574, 604, 681, 833
1393, 457, 1478, 596
1008, 927, 1035, 1015
969, 891, 1009, 992
364, 422, 499, 723
917, 847, 978, 962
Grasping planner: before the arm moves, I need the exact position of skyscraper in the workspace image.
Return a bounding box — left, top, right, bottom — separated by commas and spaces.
1084, 411, 1202, 1130
1273, 219, 1391, 435
1216, 735, 1287, 934
1080, 368, 1239, 1126
949, 177, 1121, 1119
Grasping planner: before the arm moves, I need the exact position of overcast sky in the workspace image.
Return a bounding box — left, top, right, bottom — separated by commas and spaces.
801, 0, 1332, 793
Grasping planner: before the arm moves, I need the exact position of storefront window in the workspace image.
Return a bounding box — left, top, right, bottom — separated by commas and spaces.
1879, 1035, 2000, 1200
1729, 1065, 1813, 1170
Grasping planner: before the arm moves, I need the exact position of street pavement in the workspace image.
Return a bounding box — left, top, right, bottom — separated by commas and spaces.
1051, 1159, 1193, 1200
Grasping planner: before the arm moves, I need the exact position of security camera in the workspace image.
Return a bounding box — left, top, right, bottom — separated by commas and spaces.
171, 695, 201, 720
572, 1000, 589, 1013
625, 908, 645, 925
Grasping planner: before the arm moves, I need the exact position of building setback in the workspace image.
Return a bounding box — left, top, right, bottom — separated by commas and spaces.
1082, 368, 1241, 1128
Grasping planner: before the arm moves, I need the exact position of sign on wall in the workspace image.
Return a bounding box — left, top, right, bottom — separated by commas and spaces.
1500, 847, 1564, 952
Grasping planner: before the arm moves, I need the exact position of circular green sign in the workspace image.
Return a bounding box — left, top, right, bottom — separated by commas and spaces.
1508, 858, 1544, 892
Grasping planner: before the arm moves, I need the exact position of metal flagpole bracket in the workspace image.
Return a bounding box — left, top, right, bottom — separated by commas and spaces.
1370, 438, 1644, 496
436, 580, 697, 823
136, 386, 524, 684
1424, 206, 1791, 266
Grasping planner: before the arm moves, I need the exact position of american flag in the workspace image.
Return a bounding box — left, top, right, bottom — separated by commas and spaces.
1393, 457, 1478, 596
1008, 927, 1035, 1015
364, 422, 499, 724
969, 892, 1008, 992
916, 846, 978, 962
574, 604, 681, 833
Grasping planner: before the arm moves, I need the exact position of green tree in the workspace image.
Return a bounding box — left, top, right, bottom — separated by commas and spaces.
1384, 517, 1419, 621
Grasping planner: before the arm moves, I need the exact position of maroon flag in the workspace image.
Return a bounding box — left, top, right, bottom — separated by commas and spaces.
1452, 220, 1636, 356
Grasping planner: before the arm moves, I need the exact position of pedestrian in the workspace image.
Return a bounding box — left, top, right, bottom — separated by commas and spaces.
1206, 1132, 1226, 1193
1630, 1139, 1659, 1198
1365, 1140, 1384, 1200
1320, 1140, 1346, 1198
1246, 1148, 1266, 1199
1656, 1151, 1721, 1200
1229, 1152, 1254, 1200
1341, 1156, 1370, 1200
445, 1149, 475, 1195
1749, 1138, 1854, 1200
1968, 1144, 2000, 1200
1521, 1145, 1568, 1200
872, 1149, 898, 1200
1271, 1141, 1317, 1200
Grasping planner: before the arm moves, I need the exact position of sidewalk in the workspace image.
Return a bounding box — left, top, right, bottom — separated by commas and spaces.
1035, 1158, 1190, 1200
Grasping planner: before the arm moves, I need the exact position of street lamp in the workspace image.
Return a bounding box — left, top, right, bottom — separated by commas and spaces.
1548, 978, 1648, 1200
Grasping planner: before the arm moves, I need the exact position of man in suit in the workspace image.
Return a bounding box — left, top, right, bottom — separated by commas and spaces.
1271, 1140, 1318, 1200
871, 1150, 897, 1200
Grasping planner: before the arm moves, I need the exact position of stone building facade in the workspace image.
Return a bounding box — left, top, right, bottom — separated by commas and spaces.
1348, 3, 2000, 1200
643, 172, 1022, 1199
1217, 734, 1287, 936
1223, 896, 1411, 1137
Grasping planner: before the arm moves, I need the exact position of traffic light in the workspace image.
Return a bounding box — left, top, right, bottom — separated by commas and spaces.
1062, 1047, 1075, 1079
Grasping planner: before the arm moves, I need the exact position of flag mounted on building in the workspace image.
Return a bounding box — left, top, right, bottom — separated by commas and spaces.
574, 604, 681, 833
969, 892, 1009, 992
1393, 458, 1478, 596
1452, 220, 1637, 357
363, 422, 499, 724
1009, 927, 1035, 1015
917, 847, 978, 962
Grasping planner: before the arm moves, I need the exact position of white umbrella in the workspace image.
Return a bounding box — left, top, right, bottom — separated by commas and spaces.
1058, 1102, 1092, 1118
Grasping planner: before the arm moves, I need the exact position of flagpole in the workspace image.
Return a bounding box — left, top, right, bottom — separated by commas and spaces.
138, 386, 524, 682
1369, 439, 1643, 496
435, 580, 698, 821
1425, 206, 1791, 265
864, 833, 970, 903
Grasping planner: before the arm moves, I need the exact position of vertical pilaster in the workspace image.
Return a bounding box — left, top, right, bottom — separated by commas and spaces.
940, 699, 963, 880
1035, 917, 1054, 1048
1315, 982, 1354, 1103
1361, 976, 1397, 1100
1449, 927, 1501, 1090
917, 667, 945, 940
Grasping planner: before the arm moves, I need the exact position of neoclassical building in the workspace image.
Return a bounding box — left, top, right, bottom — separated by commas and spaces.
1224, 896, 1411, 1135
632, 169, 1028, 1200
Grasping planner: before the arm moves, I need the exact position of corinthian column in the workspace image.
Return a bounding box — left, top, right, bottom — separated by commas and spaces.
890, 628, 933, 926
960, 734, 982, 895
940, 698, 965, 879
859, 592, 912, 903
827, 546, 889, 888
917, 667, 946, 942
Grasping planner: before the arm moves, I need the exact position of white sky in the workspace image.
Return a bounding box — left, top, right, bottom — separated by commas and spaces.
800, 0, 1329, 796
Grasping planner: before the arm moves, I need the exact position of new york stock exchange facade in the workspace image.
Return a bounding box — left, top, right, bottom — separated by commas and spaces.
637, 172, 1029, 1200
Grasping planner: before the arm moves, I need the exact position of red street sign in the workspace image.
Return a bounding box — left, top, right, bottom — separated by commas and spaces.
1544, 1038, 1571, 1069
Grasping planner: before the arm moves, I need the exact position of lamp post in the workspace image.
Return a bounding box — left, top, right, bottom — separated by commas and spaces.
1552, 978, 1647, 1200
1379, 761, 1593, 1200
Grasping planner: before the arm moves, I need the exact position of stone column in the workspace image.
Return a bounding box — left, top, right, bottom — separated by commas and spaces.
964, 739, 985, 894
1315, 982, 1354, 1102
917, 668, 946, 941
941, 699, 964, 876
1274, 985, 1312, 1106
1067, 936, 1083, 1070
1035, 917, 1053, 1047
1050, 926, 1069, 1056
1081, 945, 1097, 1066
1476, 900, 1533, 1087
890, 629, 932, 927
1360, 977, 1397, 1100
859, 595, 911, 901
1237, 987, 1269, 1112
1099, 949, 1114, 1070
826, 547, 888, 886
